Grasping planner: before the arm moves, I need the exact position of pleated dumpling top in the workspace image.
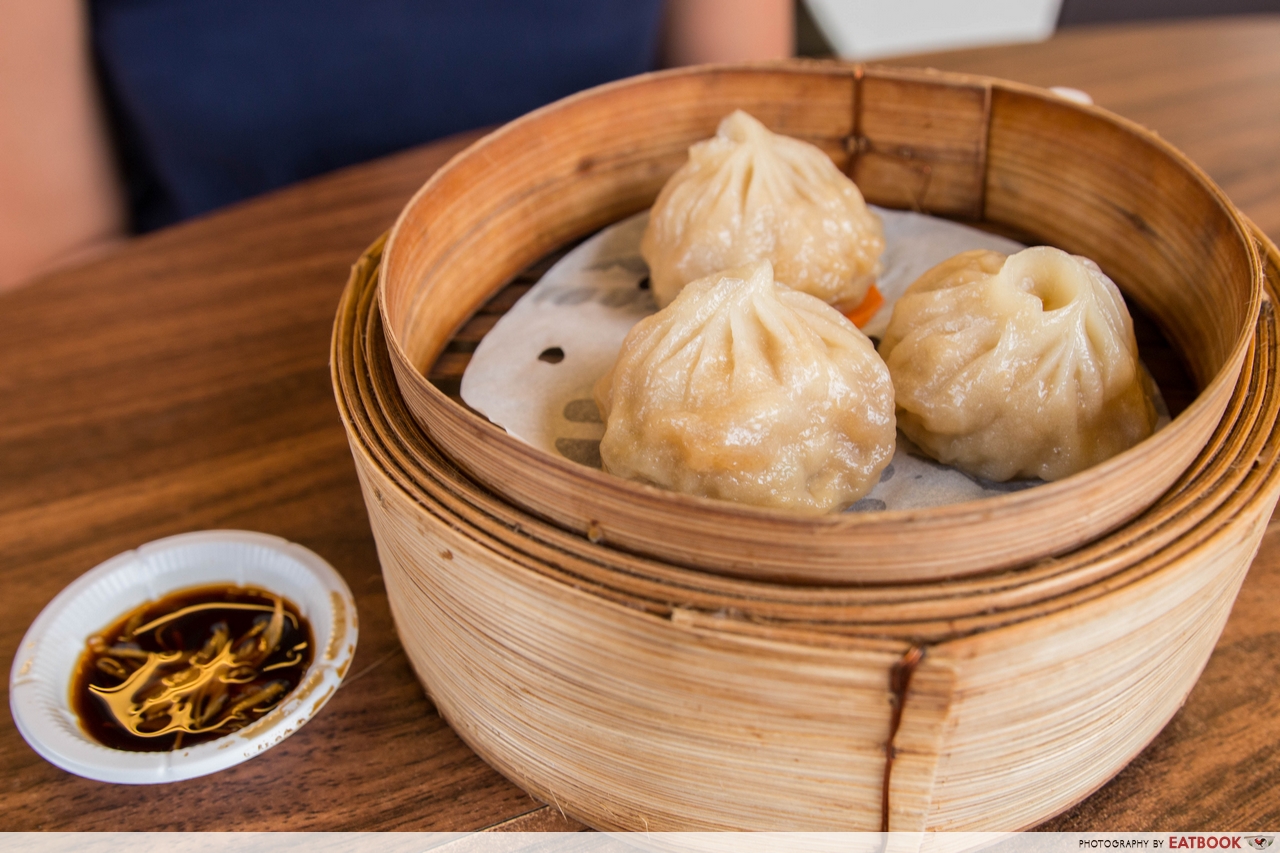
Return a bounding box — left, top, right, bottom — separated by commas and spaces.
880, 246, 1158, 482
596, 260, 896, 513
641, 111, 884, 314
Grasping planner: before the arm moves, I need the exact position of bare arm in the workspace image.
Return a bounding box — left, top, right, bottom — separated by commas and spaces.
0, 0, 125, 292
661, 0, 794, 67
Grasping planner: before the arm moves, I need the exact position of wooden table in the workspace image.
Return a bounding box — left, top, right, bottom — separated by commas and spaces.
3, 17, 1278, 832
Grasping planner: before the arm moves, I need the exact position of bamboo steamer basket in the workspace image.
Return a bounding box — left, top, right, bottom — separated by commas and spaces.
332, 217, 1280, 829
376, 63, 1264, 584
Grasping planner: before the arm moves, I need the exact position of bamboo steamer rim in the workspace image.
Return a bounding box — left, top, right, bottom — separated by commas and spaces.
336, 225, 1280, 640
358, 229, 1277, 593
376, 61, 1264, 584
358, 264, 1272, 618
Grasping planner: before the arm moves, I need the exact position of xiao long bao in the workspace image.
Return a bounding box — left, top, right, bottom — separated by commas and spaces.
640, 110, 885, 314
879, 246, 1158, 482
594, 260, 896, 513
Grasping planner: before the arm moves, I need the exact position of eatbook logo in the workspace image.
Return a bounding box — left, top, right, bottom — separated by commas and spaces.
1247, 839, 1274, 851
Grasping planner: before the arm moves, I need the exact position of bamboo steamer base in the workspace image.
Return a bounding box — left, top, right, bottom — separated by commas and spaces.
366, 471, 1268, 831
332, 227, 1280, 830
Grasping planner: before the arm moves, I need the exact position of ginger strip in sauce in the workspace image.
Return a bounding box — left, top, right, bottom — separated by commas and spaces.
71, 585, 313, 752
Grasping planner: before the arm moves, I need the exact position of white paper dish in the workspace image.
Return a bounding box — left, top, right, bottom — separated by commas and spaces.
8, 530, 358, 784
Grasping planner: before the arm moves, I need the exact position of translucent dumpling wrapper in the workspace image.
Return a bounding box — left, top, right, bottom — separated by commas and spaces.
640, 110, 885, 313
595, 260, 896, 513
879, 246, 1159, 482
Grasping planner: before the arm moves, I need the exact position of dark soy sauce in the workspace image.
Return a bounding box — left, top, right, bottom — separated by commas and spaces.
71, 585, 313, 752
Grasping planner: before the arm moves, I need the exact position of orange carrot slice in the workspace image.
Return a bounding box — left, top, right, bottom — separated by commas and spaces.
842, 284, 884, 329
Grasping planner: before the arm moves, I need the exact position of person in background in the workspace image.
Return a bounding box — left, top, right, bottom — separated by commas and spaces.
0, 0, 792, 292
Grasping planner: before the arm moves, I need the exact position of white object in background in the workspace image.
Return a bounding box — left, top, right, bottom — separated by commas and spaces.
1050, 86, 1094, 105
9, 530, 359, 784
803, 0, 1063, 59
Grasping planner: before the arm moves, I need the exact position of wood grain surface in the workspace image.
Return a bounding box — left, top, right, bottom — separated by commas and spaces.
886, 16, 1280, 243
2, 16, 1278, 831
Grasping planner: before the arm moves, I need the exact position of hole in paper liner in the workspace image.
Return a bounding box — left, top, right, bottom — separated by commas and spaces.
563, 399, 603, 424
556, 438, 602, 469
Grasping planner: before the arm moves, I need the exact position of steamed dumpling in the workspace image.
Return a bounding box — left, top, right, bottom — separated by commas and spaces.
879, 246, 1158, 482
641, 110, 884, 313
595, 260, 896, 513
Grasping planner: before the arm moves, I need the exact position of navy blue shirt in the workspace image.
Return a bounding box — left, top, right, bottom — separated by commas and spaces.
91, 1, 664, 231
